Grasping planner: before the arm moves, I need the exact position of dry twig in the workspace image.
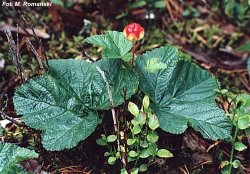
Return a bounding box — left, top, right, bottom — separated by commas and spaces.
4, 27, 27, 82
26, 38, 44, 69
96, 66, 127, 169
19, 10, 49, 70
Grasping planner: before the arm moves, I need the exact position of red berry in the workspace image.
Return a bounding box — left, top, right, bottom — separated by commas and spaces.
123, 23, 144, 41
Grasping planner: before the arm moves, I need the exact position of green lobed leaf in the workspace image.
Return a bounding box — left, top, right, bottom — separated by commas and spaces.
0, 143, 38, 174
14, 58, 138, 151
234, 142, 247, 151
136, 46, 232, 140
84, 31, 133, 58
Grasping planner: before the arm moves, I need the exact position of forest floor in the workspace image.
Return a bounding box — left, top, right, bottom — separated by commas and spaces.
0, 0, 249, 173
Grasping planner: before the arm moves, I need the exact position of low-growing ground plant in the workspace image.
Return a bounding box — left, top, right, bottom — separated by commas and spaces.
218, 90, 250, 174
97, 95, 173, 173
2, 22, 237, 173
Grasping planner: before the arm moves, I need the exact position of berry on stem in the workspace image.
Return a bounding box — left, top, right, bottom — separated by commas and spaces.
123, 23, 144, 41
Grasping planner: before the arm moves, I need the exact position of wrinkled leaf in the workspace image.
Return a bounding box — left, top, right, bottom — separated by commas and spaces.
85, 31, 133, 58
14, 59, 138, 150
136, 46, 232, 140
0, 143, 38, 174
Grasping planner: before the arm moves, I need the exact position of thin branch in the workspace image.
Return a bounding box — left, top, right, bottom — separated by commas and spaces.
0, 110, 24, 126
96, 66, 127, 168
4, 28, 27, 82
19, 10, 49, 70
26, 38, 44, 69
122, 88, 128, 169
0, 94, 23, 126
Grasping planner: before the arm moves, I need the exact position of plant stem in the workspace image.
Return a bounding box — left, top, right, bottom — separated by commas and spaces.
122, 88, 129, 170
131, 42, 136, 66
228, 126, 238, 174
96, 66, 127, 169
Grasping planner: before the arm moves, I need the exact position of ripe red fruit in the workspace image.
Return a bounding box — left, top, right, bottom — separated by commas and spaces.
123, 23, 144, 41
